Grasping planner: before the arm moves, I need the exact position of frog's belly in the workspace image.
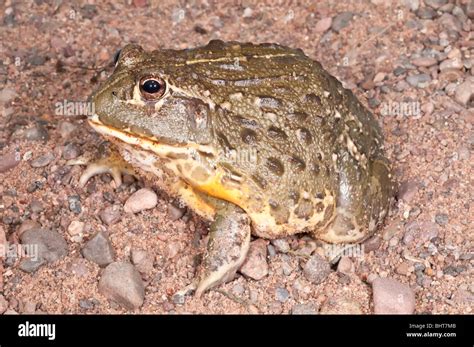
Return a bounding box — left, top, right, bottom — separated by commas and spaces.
113, 141, 337, 239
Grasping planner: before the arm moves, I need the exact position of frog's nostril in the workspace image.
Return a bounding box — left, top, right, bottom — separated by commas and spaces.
111, 91, 117, 97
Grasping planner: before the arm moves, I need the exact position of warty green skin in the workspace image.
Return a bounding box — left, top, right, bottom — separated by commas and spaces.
91, 40, 396, 243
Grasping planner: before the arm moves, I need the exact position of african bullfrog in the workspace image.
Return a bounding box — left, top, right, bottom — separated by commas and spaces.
79, 40, 396, 297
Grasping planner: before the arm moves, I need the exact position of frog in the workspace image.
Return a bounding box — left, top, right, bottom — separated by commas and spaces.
79, 40, 396, 297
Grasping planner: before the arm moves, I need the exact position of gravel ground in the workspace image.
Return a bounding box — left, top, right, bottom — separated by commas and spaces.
0, 0, 472, 314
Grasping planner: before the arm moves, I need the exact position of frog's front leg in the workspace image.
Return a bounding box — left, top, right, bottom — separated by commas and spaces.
194, 202, 251, 297
67, 142, 135, 188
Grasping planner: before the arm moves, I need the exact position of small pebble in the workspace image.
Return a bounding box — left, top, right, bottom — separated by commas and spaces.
57, 121, 77, 138
439, 57, 464, 71
372, 277, 415, 314
291, 303, 318, 314
67, 220, 85, 242
424, 0, 448, 9
231, 283, 245, 296
0, 294, 8, 314
267, 244, 277, 257
29, 199, 44, 213
99, 205, 122, 225
165, 241, 181, 259
98, 262, 145, 310
23, 124, 49, 142
0, 226, 7, 256
303, 253, 331, 285
315, 17, 332, 32
454, 79, 473, 106
0, 87, 17, 103
403, 0, 419, 11
0, 152, 20, 173
337, 256, 354, 274
421, 102, 434, 115
271, 238, 290, 253
411, 57, 437, 67
26, 181, 43, 193
68, 258, 90, 278
80, 4, 98, 19
275, 287, 290, 303
403, 220, 439, 246
281, 258, 293, 276
17, 220, 40, 236
367, 273, 379, 284
457, 146, 470, 161
171, 8, 185, 24
443, 265, 465, 276
79, 299, 96, 310
131, 248, 154, 275
389, 237, 399, 247
406, 74, 431, 88
395, 262, 410, 276
435, 213, 449, 226
124, 188, 158, 214
320, 297, 362, 314
62, 143, 81, 160
19, 228, 68, 272
30, 153, 55, 168
162, 301, 175, 312
242, 7, 253, 18
467, 0, 474, 19
267, 301, 283, 314
364, 236, 382, 252
239, 239, 269, 280
20, 301, 36, 314
368, 98, 380, 108
438, 13, 462, 32
27, 54, 46, 66
81, 231, 115, 267
68, 195, 82, 214
373, 72, 386, 83
167, 203, 186, 221
331, 12, 354, 32
393, 66, 407, 76
397, 180, 418, 203
172, 293, 185, 305
416, 7, 437, 19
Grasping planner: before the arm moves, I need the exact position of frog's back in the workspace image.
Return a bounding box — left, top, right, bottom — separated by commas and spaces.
154, 41, 395, 241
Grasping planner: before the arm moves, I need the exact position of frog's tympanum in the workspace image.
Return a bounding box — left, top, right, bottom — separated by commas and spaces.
82, 40, 396, 296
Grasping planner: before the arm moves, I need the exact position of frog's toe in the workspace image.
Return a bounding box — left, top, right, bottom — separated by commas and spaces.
78, 159, 130, 187
69, 153, 135, 188
195, 204, 251, 298
175, 281, 198, 298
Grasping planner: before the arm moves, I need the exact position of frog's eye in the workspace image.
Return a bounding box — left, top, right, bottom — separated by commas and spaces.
139, 77, 166, 100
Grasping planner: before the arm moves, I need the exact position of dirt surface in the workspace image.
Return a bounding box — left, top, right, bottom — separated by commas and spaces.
0, 0, 472, 314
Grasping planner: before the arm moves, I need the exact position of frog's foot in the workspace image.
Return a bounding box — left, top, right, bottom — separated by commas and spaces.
175, 281, 198, 298
68, 149, 135, 188
194, 203, 251, 298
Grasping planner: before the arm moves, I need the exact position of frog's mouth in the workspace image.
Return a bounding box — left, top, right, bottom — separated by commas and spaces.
88, 114, 216, 159
88, 113, 248, 208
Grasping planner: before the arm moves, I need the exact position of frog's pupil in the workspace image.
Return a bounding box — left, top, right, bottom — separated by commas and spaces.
142, 80, 161, 94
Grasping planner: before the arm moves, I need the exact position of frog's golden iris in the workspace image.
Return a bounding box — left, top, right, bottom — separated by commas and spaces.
139, 76, 166, 101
